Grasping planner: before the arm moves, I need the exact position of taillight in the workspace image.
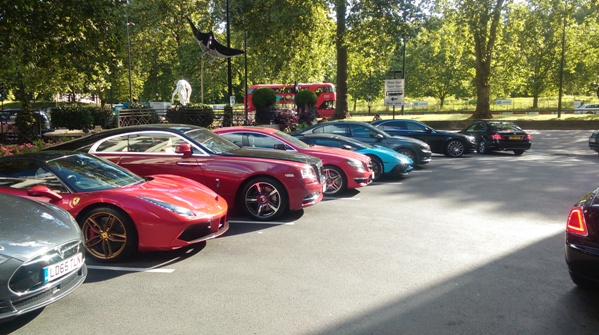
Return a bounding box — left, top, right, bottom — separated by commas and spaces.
491, 134, 502, 140
524, 134, 532, 140
567, 206, 588, 236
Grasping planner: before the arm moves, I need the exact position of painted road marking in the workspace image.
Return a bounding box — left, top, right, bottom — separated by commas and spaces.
228, 220, 295, 225
87, 265, 175, 273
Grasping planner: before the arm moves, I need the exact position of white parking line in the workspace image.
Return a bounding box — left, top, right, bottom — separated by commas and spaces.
228, 220, 295, 225
87, 265, 175, 273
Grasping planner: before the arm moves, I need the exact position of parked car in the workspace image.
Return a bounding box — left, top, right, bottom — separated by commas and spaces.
291, 120, 432, 166
293, 133, 413, 181
0, 151, 229, 262
565, 186, 599, 288
574, 104, 599, 114
458, 120, 532, 155
214, 126, 373, 195
371, 119, 476, 157
45, 124, 326, 221
0, 193, 87, 321
588, 130, 599, 154
0, 109, 52, 143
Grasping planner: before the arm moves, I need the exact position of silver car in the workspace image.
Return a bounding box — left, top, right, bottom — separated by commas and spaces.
0, 194, 87, 321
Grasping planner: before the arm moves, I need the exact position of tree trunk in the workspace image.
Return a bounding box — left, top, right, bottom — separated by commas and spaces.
333, 0, 348, 120
472, 40, 493, 119
533, 95, 539, 109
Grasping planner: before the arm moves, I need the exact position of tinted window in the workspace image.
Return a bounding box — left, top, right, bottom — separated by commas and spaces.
349, 124, 376, 139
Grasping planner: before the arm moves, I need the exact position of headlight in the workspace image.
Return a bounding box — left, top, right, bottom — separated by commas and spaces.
420, 144, 431, 151
301, 165, 317, 181
346, 158, 365, 171
466, 135, 476, 144
138, 196, 195, 217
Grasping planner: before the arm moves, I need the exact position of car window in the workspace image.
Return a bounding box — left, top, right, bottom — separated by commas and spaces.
0, 160, 68, 193
246, 133, 287, 150
312, 138, 343, 148
349, 124, 376, 139
382, 121, 407, 130
467, 123, 486, 132
406, 122, 426, 131
95, 133, 187, 154
310, 124, 347, 135
222, 133, 243, 146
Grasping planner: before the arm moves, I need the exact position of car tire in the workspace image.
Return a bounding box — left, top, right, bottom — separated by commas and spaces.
396, 148, 417, 164
444, 140, 465, 157
79, 207, 137, 262
240, 177, 288, 221
323, 165, 347, 196
477, 141, 488, 154
367, 155, 384, 181
513, 149, 525, 156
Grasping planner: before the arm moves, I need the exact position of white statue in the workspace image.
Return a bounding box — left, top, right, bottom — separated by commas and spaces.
171, 79, 192, 106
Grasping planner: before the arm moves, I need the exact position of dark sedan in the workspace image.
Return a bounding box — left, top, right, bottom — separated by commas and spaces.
458, 120, 531, 155
588, 130, 599, 154
0, 193, 87, 321
371, 119, 476, 157
292, 121, 432, 166
565, 186, 599, 289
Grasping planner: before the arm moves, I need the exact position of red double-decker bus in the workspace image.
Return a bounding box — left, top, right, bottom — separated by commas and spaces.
245, 83, 336, 118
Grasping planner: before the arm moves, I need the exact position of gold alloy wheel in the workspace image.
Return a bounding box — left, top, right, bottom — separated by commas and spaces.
82, 210, 129, 261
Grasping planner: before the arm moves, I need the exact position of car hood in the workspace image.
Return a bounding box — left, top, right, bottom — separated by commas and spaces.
0, 195, 82, 262
121, 175, 228, 214
387, 135, 428, 146
223, 147, 321, 166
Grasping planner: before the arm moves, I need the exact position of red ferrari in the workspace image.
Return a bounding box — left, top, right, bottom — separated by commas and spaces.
214, 126, 373, 195
0, 151, 229, 262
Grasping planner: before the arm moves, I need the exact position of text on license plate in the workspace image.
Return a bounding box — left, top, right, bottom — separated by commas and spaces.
43, 253, 84, 283
509, 136, 521, 140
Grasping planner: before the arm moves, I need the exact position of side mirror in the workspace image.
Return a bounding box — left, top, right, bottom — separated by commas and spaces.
175, 143, 192, 158
273, 143, 286, 151
424, 127, 433, 133
375, 133, 385, 142
27, 185, 63, 202
341, 145, 352, 150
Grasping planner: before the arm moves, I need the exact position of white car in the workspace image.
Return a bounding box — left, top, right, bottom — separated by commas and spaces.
574, 104, 599, 114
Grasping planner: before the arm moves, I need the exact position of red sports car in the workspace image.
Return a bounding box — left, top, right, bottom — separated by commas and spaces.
0, 151, 229, 262
214, 126, 373, 195
45, 124, 325, 221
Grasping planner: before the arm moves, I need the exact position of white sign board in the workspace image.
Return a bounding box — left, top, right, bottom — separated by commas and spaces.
384, 79, 404, 107
413, 101, 428, 107
229, 96, 236, 107
495, 99, 512, 105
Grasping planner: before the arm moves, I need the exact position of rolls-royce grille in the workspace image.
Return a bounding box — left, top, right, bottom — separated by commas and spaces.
9, 241, 84, 293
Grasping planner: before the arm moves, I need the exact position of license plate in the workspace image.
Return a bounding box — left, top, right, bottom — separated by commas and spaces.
509, 136, 521, 140
43, 253, 84, 283
591, 138, 597, 143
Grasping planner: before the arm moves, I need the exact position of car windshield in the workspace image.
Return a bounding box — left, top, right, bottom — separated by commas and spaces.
47, 154, 143, 192
490, 123, 522, 132
274, 130, 310, 149
185, 128, 240, 154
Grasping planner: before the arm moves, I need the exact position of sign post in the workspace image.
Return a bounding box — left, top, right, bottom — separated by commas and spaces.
384, 79, 404, 119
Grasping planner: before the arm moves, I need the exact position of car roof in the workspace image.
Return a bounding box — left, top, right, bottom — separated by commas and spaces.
0, 151, 86, 163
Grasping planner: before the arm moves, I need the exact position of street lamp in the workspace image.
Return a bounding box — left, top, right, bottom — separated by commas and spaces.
126, 18, 135, 105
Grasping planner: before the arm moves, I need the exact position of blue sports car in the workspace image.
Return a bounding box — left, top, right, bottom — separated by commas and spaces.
294, 133, 413, 181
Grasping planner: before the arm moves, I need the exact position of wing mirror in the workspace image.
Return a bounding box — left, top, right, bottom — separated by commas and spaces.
27, 185, 63, 201
341, 145, 352, 150
375, 133, 385, 141
175, 143, 192, 158
273, 143, 286, 151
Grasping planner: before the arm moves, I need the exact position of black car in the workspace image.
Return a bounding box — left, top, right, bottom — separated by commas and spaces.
458, 120, 531, 155
372, 119, 476, 157
292, 121, 432, 166
565, 187, 599, 288
588, 130, 599, 154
